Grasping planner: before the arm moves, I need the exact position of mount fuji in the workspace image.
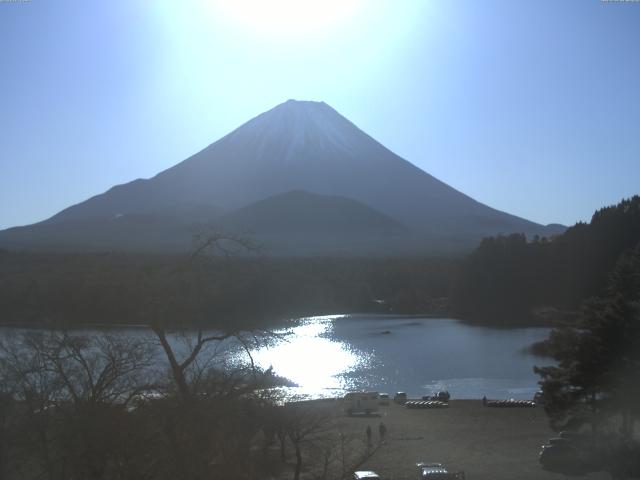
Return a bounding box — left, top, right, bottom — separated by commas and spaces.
0, 100, 564, 255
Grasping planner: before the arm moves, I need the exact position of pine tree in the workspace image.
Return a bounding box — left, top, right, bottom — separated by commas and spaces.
535, 244, 640, 434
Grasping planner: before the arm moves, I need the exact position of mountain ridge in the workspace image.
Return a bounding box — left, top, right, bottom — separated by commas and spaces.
0, 99, 565, 255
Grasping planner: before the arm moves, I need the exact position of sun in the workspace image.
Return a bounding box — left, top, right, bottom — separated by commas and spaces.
210, 0, 363, 38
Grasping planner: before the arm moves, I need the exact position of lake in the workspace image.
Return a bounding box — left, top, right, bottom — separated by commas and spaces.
0, 314, 552, 401
247, 314, 551, 400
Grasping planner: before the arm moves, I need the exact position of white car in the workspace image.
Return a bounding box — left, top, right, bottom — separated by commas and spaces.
354, 471, 381, 480
344, 392, 380, 415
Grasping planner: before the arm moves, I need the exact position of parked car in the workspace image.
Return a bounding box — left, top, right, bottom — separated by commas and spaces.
435, 391, 450, 401
539, 443, 583, 471
379, 393, 390, 405
344, 392, 380, 415
540, 432, 640, 477
533, 390, 545, 404
353, 470, 381, 479
422, 391, 450, 402
394, 392, 407, 404
416, 462, 465, 479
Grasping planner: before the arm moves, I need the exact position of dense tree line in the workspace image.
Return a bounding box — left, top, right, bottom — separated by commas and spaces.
452, 196, 640, 324
0, 251, 457, 329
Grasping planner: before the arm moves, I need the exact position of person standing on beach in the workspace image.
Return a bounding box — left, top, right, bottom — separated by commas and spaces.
378, 422, 387, 443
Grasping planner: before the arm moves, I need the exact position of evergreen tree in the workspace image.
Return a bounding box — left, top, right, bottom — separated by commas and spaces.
453, 195, 640, 324
535, 244, 640, 434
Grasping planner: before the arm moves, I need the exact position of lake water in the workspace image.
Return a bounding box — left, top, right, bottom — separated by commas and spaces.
1, 314, 552, 401
248, 314, 551, 400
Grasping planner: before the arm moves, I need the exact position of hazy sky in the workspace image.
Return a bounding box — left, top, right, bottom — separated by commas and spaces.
1, 0, 638, 230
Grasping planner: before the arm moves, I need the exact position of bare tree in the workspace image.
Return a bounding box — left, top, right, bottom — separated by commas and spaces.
279, 403, 336, 480
270, 401, 377, 480
0, 331, 156, 480
151, 327, 234, 396
148, 231, 265, 396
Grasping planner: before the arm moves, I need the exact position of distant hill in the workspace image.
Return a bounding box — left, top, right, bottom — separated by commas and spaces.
216, 190, 413, 256
0, 99, 563, 255
220, 190, 405, 235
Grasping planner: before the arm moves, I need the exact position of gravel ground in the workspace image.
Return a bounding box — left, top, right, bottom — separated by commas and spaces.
331, 400, 612, 480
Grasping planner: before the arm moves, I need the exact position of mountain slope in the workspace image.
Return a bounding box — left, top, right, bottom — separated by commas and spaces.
0, 99, 563, 254
0, 204, 224, 253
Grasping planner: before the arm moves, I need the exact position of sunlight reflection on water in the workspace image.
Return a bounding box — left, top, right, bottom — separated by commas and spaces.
250, 315, 369, 395
246, 314, 551, 400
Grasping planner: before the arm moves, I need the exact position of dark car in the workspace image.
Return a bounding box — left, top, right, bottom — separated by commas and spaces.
422, 391, 450, 402
538, 443, 587, 474
533, 390, 545, 404
394, 392, 407, 404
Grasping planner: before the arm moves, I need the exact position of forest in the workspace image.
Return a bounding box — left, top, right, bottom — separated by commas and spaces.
0, 247, 457, 329
452, 196, 640, 325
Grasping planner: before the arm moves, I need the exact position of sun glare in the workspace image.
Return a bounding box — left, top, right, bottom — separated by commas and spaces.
211, 0, 363, 38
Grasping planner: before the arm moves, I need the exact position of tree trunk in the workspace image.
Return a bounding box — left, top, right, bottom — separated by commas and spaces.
293, 443, 302, 480
152, 327, 190, 396
278, 431, 287, 462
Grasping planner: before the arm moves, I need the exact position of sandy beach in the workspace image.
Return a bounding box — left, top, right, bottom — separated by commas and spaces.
329, 399, 611, 480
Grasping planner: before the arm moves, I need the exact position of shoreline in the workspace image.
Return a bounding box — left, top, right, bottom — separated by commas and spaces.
0, 311, 557, 331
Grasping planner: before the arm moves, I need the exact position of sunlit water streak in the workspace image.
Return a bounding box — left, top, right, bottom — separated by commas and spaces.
242, 315, 551, 400
244, 315, 374, 399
